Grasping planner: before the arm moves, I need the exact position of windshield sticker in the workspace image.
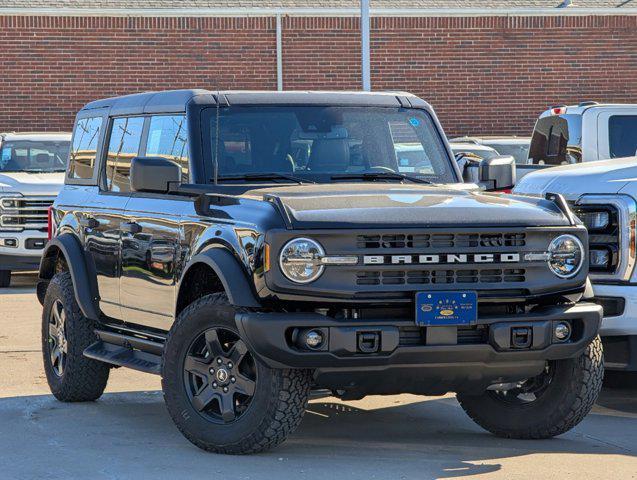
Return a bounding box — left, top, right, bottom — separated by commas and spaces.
409, 117, 420, 127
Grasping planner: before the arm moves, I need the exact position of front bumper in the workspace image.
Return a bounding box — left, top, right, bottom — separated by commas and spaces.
0, 230, 47, 271
236, 302, 602, 395
592, 283, 637, 371
594, 283, 637, 336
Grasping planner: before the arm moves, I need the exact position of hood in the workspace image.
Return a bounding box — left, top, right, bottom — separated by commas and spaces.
0, 171, 64, 196
242, 183, 568, 229
514, 157, 637, 200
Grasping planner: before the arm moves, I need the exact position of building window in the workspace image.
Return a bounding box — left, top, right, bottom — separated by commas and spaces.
145, 115, 189, 182
68, 117, 102, 180
105, 117, 144, 192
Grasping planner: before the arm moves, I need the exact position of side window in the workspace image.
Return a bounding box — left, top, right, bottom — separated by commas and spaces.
145, 115, 190, 182
609, 115, 637, 158
105, 117, 144, 192
68, 116, 103, 180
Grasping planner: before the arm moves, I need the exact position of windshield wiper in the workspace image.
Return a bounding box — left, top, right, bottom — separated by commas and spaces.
331, 172, 432, 184
216, 173, 315, 185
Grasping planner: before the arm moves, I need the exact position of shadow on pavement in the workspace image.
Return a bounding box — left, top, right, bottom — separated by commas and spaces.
0, 390, 635, 479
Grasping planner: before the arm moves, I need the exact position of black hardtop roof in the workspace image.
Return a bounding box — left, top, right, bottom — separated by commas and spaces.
80, 89, 428, 116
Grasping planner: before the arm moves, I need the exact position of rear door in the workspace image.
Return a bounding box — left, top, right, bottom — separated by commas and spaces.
119, 114, 190, 330
89, 115, 145, 320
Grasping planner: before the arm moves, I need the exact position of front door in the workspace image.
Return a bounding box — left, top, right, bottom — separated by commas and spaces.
119, 195, 185, 330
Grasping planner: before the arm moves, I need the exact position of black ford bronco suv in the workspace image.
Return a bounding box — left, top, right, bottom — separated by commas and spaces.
38, 90, 603, 454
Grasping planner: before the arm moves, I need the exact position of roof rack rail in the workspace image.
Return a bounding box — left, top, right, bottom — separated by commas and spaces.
578, 101, 599, 107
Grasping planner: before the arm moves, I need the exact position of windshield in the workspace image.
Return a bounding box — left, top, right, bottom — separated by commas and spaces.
0, 140, 70, 173
483, 142, 530, 165
205, 106, 456, 183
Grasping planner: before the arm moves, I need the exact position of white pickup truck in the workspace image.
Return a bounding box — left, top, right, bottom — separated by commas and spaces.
0, 132, 71, 287
515, 103, 637, 372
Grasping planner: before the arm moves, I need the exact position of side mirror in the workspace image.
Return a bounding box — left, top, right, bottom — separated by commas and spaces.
130, 157, 181, 193
462, 155, 516, 191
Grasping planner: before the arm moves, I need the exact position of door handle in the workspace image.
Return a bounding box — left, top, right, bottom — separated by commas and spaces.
121, 222, 142, 234
80, 217, 99, 229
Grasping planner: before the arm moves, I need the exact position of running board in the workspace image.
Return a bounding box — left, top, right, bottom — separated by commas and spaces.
83, 330, 164, 375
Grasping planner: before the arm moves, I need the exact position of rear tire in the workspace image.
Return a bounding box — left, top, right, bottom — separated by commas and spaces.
0, 270, 10, 287
42, 272, 110, 402
162, 293, 312, 454
457, 336, 604, 439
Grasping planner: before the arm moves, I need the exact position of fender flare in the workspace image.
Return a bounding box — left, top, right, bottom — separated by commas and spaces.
38, 234, 101, 321
180, 248, 261, 308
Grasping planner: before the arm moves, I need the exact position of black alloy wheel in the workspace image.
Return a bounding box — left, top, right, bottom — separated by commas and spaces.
47, 299, 68, 377
183, 327, 257, 423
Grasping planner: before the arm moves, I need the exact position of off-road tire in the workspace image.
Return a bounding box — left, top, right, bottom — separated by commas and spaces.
162, 293, 313, 455
42, 272, 110, 402
457, 335, 604, 439
0, 270, 10, 288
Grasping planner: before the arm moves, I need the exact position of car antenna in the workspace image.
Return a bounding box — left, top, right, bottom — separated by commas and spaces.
213, 92, 221, 185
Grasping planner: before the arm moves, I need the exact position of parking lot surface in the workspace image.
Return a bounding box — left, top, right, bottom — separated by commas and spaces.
1, 273, 636, 480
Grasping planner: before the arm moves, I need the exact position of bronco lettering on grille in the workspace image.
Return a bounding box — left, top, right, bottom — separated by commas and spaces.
362, 253, 521, 265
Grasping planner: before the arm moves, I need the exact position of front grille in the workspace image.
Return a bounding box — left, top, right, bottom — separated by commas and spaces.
356, 268, 526, 286
0, 196, 54, 230
357, 233, 526, 249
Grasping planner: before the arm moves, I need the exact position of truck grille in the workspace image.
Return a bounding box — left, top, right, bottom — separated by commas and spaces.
356, 268, 526, 286
357, 233, 526, 249
0, 196, 54, 230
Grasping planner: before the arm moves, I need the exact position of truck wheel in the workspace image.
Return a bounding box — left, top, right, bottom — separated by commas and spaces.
0, 270, 10, 287
457, 336, 603, 439
41, 272, 110, 402
162, 293, 312, 454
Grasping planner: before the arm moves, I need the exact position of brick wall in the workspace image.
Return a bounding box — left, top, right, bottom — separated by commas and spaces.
0, 14, 635, 136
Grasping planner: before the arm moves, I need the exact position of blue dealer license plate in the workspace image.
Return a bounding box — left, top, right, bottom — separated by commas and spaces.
415, 291, 478, 326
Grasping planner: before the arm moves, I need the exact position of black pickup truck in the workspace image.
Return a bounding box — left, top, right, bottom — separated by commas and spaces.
38, 90, 602, 454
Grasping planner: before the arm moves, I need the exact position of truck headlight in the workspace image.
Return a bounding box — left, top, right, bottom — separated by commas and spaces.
279, 238, 325, 283
548, 234, 584, 279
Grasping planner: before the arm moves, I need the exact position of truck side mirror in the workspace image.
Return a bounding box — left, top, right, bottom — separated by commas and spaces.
461, 155, 516, 191
130, 157, 181, 193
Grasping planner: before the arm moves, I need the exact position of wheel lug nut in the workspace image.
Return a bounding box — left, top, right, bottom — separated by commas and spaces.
227, 362, 233, 368
223, 387, 228, 393
231, 377, 236, 383
217, 358, 222, 365
209, 368, 214, 374
212, 382, 218, 388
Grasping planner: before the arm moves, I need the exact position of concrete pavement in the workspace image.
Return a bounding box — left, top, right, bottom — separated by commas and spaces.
1, 273, 636, 479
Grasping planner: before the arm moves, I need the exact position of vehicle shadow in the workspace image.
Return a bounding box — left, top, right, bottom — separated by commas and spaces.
0, 272, 38, 295
0, 390, 634, 479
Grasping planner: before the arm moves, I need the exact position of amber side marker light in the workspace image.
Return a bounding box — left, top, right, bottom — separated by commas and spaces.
264, 243, 271, 272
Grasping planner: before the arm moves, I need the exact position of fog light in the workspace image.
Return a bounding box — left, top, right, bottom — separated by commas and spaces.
554, 322, 571, 341
305, 330, 324, 349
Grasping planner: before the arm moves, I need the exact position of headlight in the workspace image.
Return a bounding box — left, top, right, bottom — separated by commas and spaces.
279, 238, 325, 284
547, 234, 584, 279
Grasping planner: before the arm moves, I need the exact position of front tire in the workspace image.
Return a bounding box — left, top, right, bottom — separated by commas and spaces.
162, 293, 312, 454
457, 336, 604, 439
42, 272, 110, 402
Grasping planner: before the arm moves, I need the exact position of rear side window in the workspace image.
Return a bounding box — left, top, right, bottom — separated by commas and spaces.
145, 115, 189, 182
609, 115, 637, 158
105, 117, 144, 192
68, 117, 103, 180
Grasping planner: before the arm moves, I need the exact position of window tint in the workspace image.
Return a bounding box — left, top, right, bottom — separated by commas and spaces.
609, 115, 637, 158
105, 117, 144, 192
145, 115, 189, 182
68, 117, 102, 180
